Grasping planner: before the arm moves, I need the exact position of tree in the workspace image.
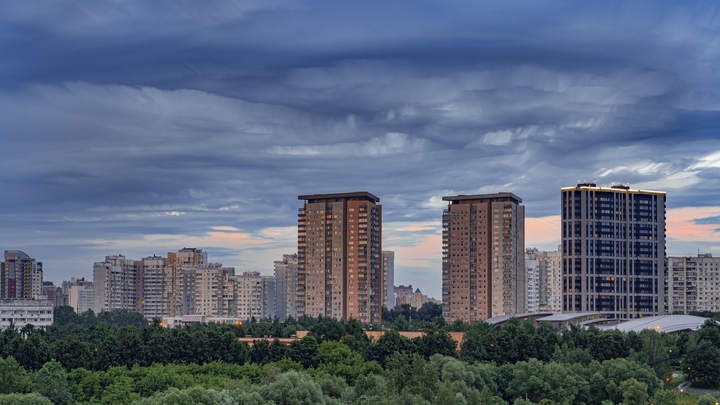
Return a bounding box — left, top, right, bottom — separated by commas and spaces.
620, 378, 648, 405
649, 389, 678, 405
365, 329, 415, 367
289, 336, 318, 368
686, 338, 720, 387
254, 370, 328, 405
53, 307, 78, 327
416, 302, 442, 323
50, 335, 93, 371
0, 357, 30, 394
387, 352, 438, 401
460, 328, 488, 362
392, 316, 411, 332
418, 331, 457, 359
33, 360, 73, 405
116, 326, 142, 368
696, 394, 719, 405
0, 393, 53, 405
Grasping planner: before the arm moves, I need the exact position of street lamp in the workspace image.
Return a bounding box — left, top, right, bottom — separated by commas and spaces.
680, 388, 683, 403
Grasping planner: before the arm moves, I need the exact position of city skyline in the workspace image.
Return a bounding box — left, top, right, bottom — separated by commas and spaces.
3, 2, 720, 300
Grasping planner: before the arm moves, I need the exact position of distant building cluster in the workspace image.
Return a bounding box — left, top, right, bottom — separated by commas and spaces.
6, 183, 720, 327
92, 248, 277, 320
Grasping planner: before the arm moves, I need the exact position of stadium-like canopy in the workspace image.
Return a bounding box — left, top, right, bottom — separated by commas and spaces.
597, 315, 717, 334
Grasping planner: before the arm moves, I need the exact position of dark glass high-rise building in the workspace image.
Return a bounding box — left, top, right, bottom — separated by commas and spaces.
561, 183, 666, 318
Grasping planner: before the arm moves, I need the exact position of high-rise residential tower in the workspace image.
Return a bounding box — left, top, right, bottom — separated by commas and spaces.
297, 192, 382, 324
525, 247, 562, 314
667, 254, 720, 314
274, 253, 299, 321
93, 255, 140, 313
166, 248, 207, 315
441, 193, 525, 323
3, 250, 43, 299
382, 251, 395, 309
561, 183, 666, 318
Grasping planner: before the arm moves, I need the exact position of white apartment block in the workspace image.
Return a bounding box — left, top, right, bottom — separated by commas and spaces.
262, 275, 276, 320
233, 271, 263, 321
69, 284, 94, 314
668, 254, 720, 314
194, 265, 235, 316
0, 299, 54, 330
525, 259, 540, 313
274, 254, 299, 321
93, 255, 139, 313
141, 255, 168, 319
382, 251, 395, 309
525, 247, 562, 314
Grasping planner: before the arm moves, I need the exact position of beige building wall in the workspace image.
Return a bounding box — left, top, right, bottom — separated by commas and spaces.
233, 271, 263, 320
668, 254, 720, 314
93, 255, 139, 314
195, 265, 235, 316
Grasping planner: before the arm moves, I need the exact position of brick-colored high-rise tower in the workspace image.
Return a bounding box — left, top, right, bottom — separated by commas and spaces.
441, 193, 525, 323
297, 192, 382, 324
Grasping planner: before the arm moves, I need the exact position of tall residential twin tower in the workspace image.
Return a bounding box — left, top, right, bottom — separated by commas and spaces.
441, 193, 525, 323
297, 192, 382, 324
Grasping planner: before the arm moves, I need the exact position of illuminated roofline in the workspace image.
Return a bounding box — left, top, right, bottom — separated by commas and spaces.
561, 186, 666, 195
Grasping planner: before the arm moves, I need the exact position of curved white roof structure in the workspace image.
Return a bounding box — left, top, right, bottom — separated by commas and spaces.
597, 315, 718, 334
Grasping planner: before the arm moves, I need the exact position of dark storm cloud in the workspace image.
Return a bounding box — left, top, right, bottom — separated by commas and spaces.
2, 0, 720, 296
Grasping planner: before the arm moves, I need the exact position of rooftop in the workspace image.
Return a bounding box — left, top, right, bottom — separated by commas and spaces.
485, 312, 554, 325
537, 312, 612, 321
597, 315, 718, 334
561, 184, 666, 195
298, 191, 380, 203
442, 192, 522, 204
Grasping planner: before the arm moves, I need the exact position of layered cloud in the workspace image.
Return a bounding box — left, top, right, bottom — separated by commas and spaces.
2, 1, 720, 297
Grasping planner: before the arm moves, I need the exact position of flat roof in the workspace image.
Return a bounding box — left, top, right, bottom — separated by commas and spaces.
597, 315, 718, 334
485, 312, 554, 325
561, 185, 666, 195
538, 312, 612, 322
298, 191, 380, 203
442, 192, 522, 204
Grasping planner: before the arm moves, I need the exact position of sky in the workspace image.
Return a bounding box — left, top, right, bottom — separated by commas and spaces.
2, 1, 720, 299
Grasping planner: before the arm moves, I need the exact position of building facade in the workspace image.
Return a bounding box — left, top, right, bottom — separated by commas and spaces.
166, 248, 207, 316
273, 253, 299, 321
0, 299, 54, 330
525, 257, 540, 314
297, 192, 382, 324
261, 275, 276, 320
69, 284, 94, 314
395, 285, 414, 307
441, 193, 525, 323
668, 254, 720, 314
561, 183, 666, 318
525, 247, 562, 314
382, 251, 395, 309
233, 271, 263, 320
93, 255, 140, 313
194, 265, 235, 316
2, 251, 43, 299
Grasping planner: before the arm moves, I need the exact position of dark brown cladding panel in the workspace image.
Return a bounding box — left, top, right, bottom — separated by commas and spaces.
442, 193, 522, 204
299, 191, 380, 203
